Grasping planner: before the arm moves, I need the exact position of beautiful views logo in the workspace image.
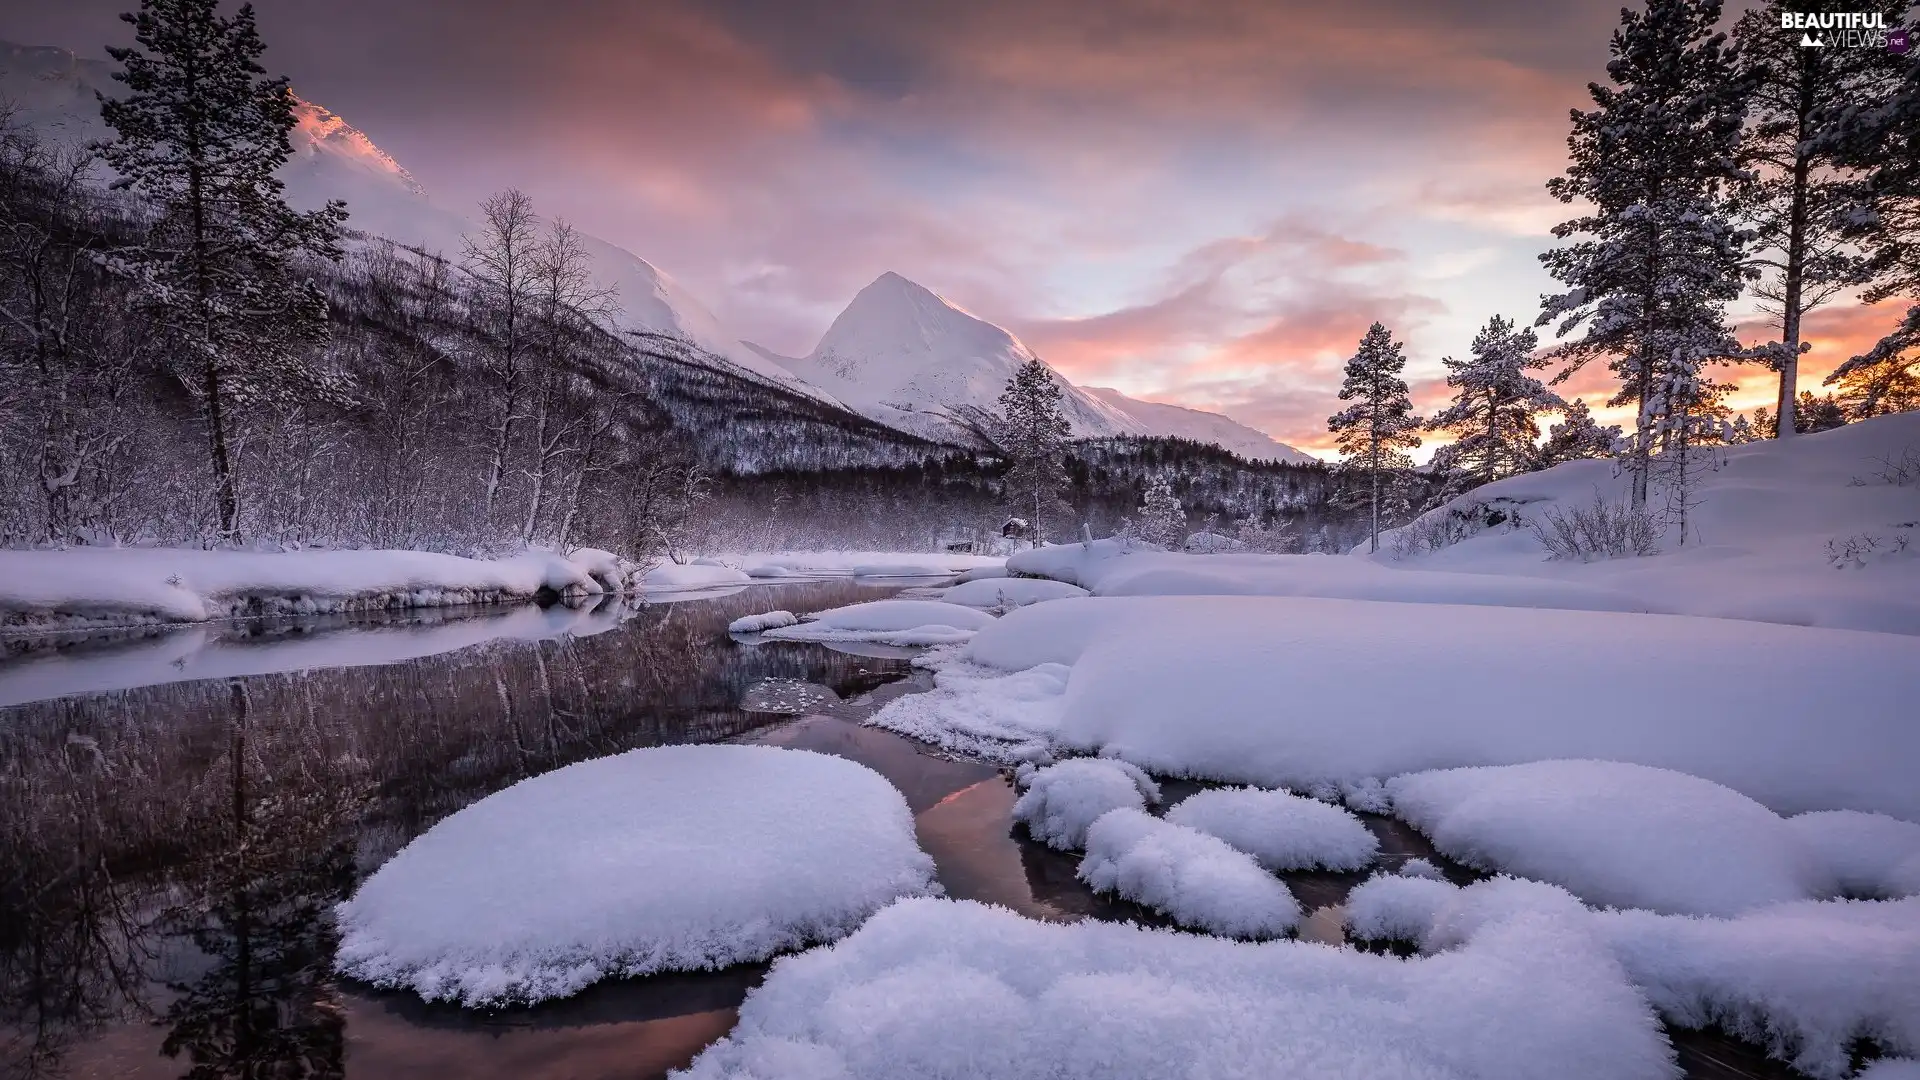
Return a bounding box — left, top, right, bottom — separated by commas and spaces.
1780, 10, 1908, 50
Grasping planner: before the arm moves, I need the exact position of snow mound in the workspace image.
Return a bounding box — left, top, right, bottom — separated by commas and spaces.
640, 561, 753, 591
1006, 539, 1655, 614
954, 564, 1010, 582
334, 745, 937, 1005
1012, 758, 1160, 851
1387, 760, 1830, 916
1859, 1061, 1920, 1080
761, 599, 997, 647
1336, 873, 1920, 1080
728, 610, 799, 633
955, 595, 1920, 820
1786, 810, 1920, 899
678, 895, 1676, 1080
1399, 856, 1446, 880
1165, 787, 1379, 872
744, 563, 795, 579
1080, 808, 1301, 938
1599, 897, 1920, 1079
867, 662, 1070, 763
940, 577, 1090, 610
1345, 872, 1464, 945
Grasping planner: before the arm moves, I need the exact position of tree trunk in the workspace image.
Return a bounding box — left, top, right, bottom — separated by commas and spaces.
1775, 55, 1816, 440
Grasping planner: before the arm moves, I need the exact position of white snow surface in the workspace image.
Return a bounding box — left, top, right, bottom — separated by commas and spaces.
949, 595, 1920, 820
1011, 758, 1161, 851
1079, 808, 1302, 938
1787, 811, 1920, 899
1598, 896, 1920, 1079
335, 745, 937, 1006
676, 894, 1678, 1080
1859, 1061, 1920, 1080
728, 610, 799, 634
866, 661, 1070, 763
1387, 760, 1833, 916
1345, 872, 1464, 944
1367, 411, 1920, 635
0, 546, 619, 627
760, 599, 997, 647
1338, 875, 1920, 1080
939, 577, 1090, 609
640, 561, 755, 592
1006, 540, 1656, 614
1165, 787, 1380, 872
702, 550, 1002, 576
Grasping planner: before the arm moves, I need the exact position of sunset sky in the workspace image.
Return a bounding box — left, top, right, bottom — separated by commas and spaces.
5, 0, 1909, 457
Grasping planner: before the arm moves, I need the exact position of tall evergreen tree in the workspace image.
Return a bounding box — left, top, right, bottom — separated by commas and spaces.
99, 0, 347, 542
1825, 302, 1920, 418
1427, 315, 1563, 488
1328, 322, 1423, 553
1537, 0, 1747, 508
994, 358, 1072, 544
1827, 5, 1920, 302
1731, 1, 1904, 438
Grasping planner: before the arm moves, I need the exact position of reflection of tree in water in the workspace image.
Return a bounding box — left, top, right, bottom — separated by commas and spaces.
157, 681, 363, 1080
0, 582, 916, 1077
0, 705, 151, 1079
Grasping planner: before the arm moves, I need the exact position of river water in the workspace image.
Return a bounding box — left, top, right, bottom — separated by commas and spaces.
0, 579, 1803, 1079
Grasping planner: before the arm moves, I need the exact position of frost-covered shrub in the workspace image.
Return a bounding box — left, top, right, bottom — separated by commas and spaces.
1531, 491, 1661, 560
1388, 501, 1508, 560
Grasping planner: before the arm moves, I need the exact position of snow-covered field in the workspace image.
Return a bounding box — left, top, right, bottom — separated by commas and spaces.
1367, 412, 1920, 635
681, 420, 1919, 1078
335, 745, 937, 1006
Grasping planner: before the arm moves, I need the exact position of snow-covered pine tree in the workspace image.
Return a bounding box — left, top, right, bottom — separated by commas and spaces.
1731, 1, 1903, 439
1536, 0, 1747, 509
99, 0, 347, 543
1328, 322, 1422, 553
1426, 315, 1563, 489
994, 357, 1072, 544
1825, 7, 1920, 305
1825, 303, 1920, 418
1536, 398, 1624, 467
1135, 474, 1185, 548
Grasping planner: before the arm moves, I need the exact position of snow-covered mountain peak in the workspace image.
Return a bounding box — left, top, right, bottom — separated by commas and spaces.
785, 271, 1315, 460
290, 97, 426, 198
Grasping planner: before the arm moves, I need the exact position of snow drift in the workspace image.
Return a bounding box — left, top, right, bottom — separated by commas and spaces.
335, 745, 936, 1005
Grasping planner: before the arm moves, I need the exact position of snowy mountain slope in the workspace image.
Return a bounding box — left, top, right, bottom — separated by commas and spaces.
781, 271, 1313, 460
1083, 387, 1315, 464
0, 40, 841, 405
778, 272, 1142, 443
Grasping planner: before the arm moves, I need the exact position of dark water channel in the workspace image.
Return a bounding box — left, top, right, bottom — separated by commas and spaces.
0, 579, 1805, 1080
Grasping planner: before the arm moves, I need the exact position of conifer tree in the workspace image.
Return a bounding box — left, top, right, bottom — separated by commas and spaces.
1135, 474, 1186, 548
1730, 2, 1903, 439
1537, 0, 1747, 508
1427, 315, 1563, 488
994, 358, 1072, 544
1827, 6, 1920, 303
99, 0, 346, 542
1825, 303, 1920, 418
1536, 398, 1624, 467
1328, 322, 1423, 553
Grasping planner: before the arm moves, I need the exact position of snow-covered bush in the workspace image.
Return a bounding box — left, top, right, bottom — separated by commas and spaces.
1530, 490, 1661, 560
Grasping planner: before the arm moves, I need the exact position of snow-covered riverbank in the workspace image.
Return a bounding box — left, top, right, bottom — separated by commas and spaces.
0, 546, 764, 630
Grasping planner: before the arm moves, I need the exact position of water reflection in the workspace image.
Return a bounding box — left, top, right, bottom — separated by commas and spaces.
0, 582, 914, 1080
